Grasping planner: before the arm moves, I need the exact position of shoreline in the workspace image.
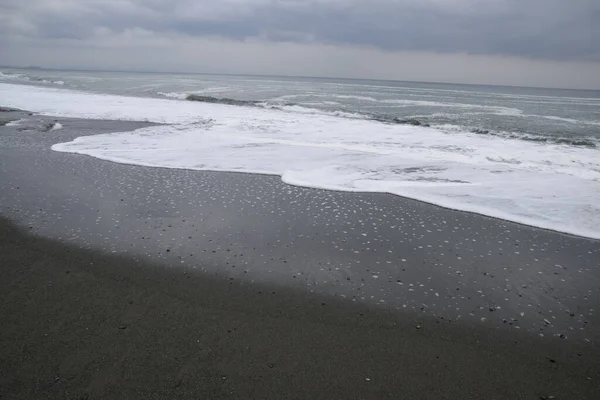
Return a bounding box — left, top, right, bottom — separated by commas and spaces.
47, 133, 600, 242
1, 108, 599, 341
1, 108, 600, 397
30, 107, 599, 242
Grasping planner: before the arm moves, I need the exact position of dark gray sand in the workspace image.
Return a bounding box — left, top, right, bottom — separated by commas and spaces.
2, 217, 600, 400
1, 109, 600, 399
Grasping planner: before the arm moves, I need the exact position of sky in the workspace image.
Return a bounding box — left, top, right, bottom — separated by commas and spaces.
0, 0, 598, 89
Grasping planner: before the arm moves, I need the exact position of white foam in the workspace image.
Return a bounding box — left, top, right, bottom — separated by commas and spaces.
269, 104, 365, 119
381, 99, 523, 115
157, 91, 187, 100
2, 82, 600, 239
275, 94, 378, 102
332, 94, 378, 102
0, 72, 66, 86
191, 86, 236, 94
0, 72, 29, 82
50, 122, 63, 131
541, 115, 586, 124
5, 118, 24, 127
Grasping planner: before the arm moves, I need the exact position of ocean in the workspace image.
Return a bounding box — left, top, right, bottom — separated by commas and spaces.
1, 68, 599, 239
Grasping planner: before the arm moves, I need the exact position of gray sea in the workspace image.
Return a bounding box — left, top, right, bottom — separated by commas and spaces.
1, 68, 599, 238
2, 68, 600, 146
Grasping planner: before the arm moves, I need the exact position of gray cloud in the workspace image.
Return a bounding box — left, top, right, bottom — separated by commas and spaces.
1, 0, 599, 89
1, 0, 598, 60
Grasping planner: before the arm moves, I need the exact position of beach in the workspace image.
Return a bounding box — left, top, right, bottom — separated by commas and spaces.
1, 109, 600, 399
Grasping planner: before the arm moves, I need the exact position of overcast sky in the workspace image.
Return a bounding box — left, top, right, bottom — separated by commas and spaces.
1, 0, 598, 88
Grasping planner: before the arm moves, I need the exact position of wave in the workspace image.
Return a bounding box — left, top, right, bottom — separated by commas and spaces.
0, 71, 66, 86
435, 124, 598, 149
469, 128, 597, 148
3, 82, 599, 239
157, 92, 187, 100
186, 94, 263, 107
369, 115, 431, 126
178, 93, 596, 147
176, 93, 432, 126
540, 115, 600, 126
158, 92, 600, 148
382, 98, 523, 114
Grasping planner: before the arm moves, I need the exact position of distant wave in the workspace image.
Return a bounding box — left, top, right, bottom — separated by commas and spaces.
157, 91, 187, 100
186, 94, 264, 107
0, 71, 66, 86
173, 92, 597, 147
4, 82, 599, 238
178, 93, 433, 127
469, 128, 597, 148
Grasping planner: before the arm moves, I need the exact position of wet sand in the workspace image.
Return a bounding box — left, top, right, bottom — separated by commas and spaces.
3, 216, 600, 399
1, 109, 599, 399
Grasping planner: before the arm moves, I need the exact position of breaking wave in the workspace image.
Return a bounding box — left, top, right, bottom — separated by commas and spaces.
0, 71, 66, 86
468, 128, 598, 148
3, 82, 600, 239
161, 92, 598, 148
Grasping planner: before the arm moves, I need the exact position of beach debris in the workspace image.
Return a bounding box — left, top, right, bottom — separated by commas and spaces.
365, 377, 371, 381
118, 325, 127, 330
416, 324, 422, 329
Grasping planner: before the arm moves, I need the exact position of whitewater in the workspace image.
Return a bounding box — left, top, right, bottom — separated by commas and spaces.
1, 82, 599, 239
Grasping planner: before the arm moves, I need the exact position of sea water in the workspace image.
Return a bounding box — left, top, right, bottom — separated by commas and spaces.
1, 69, 599, 238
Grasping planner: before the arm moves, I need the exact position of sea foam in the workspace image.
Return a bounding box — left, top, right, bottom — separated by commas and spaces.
2, 82, 599, 239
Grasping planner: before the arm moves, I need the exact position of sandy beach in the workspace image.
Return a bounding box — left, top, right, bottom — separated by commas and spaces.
1, 109, 599, 399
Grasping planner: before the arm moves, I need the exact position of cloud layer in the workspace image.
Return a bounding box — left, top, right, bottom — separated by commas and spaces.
1, 0, 599, 88
2, 0, 598, 59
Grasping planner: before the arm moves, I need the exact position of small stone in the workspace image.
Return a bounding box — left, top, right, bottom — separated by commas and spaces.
118, 325, 127, 330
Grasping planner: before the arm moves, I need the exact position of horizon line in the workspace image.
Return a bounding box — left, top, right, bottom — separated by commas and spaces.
2, 65, 600, 92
